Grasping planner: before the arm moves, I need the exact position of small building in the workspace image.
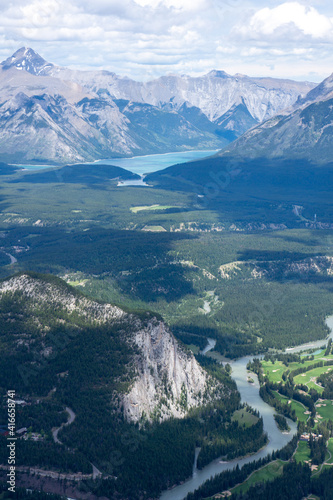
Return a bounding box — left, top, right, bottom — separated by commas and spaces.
17, 427, 27, 435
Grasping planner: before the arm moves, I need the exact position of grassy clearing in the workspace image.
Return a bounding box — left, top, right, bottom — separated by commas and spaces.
271, 352, 333, 378
273, 391, 308, 422
231, 408, 259, 428
262, 360, 286, 383
130, 204, 179, 213
294, 440, 311, 464
230, 460, 284, 495
294, 366, 332, 392
186, 344, 200, 355
67, 279, 89, 287
315, 400, 333, 422
142, 225, 167, 232
263, 355, 333, 389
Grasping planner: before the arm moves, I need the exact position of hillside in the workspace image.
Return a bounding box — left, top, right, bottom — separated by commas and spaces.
1, 272, 264, 498
12, 163, 140, 185
0, 273, 223, 421
221, 73, 333, 163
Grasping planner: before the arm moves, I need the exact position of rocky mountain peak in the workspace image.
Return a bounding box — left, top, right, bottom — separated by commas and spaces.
294, 71, 333, 109
0, 46, 319, 163
1, 47, 54, 76
208, 69, 230, 79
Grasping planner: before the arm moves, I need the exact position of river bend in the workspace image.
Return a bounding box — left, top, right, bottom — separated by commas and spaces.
160, 316, 333, 500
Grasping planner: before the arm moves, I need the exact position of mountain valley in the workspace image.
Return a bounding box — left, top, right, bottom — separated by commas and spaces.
0, 45, 332, 500
0, 47, 315, 163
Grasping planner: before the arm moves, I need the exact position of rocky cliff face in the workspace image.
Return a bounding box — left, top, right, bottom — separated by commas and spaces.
0, 273, 225, 423
122, 319, 223, 422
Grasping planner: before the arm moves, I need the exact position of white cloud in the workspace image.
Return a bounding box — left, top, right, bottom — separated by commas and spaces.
0, 0, 332, 82
134, 0, 206, 10
236, 2, 333, 40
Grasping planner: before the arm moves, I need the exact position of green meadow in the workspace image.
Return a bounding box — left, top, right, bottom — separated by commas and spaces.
294, 366, 332, 393
272, 391, 309, 422
230, 460, 285, 495
315, 400, 333, 422
294, 440, 311, 464
231, 408, 259, 428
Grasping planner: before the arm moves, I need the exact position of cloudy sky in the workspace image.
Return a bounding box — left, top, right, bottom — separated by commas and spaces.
0, 0, 332, 82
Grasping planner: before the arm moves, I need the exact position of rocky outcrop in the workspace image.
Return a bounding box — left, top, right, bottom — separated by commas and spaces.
219, 261, 243, 279
0, 274, 125, 324
217, 256, 333, 282
122, 319, 224, 423
286, 256, 333, 276
0, 273, 227, 424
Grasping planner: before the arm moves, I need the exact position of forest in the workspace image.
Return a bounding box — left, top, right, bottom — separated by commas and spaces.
0, 274, 268, 499
0, 154, 332, 498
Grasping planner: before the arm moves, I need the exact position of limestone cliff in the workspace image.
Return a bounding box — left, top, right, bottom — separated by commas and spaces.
122, 318, 224, 423
0, 273, 227, 424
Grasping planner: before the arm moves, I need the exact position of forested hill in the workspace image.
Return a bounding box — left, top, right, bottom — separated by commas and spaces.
145, 72, 333, 225
0, 272, 227, 422
145, 156, 333, 224
0, 272, 247, 498
12, 163, 140, 185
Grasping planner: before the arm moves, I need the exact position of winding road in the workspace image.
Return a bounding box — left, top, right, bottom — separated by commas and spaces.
52, 407, 76, 444
52, 406, 102, 479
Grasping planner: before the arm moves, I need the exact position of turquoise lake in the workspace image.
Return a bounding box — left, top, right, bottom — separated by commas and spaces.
12, 150, 219, 175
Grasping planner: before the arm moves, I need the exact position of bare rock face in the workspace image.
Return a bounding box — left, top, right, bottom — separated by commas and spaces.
122, 319, 224, 423
0, 274, 125, 323
0, 273, 227, 424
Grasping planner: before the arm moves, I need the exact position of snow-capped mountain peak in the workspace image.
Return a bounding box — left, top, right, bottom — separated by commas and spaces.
0, 47, 321, 164
1, 47, 54, 76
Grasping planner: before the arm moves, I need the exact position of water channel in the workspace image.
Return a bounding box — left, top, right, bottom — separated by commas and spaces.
160, 316, 333, 500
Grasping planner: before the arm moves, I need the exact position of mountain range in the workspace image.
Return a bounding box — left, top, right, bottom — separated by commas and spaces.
221, 72, 333, 163
0, 47, 314, 164
146, 70, 333, 225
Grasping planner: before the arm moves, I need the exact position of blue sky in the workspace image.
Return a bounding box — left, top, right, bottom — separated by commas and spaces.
0, 0, 332, 82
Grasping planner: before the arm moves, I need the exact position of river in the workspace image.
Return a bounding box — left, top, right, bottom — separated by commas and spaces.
0, 251, 17, 265
160, 315, 333, 500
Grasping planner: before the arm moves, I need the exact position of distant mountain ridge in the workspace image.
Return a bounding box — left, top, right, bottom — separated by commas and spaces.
0, 47, 316, 163
145, 72, 333, 230
220, 72, 333, 163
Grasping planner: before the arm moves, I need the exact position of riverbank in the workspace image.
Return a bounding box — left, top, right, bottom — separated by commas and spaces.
160, 315, 333, 500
